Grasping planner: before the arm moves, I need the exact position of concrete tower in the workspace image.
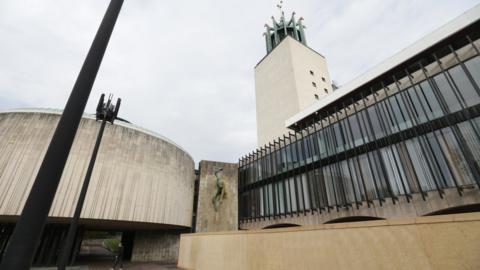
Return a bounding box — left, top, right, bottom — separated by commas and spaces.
255, 11, 333, 146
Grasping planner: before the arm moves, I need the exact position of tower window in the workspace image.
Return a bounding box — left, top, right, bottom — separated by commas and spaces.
322, 77, 326, 82
324, 88, 328, 93
310, 70, 314, 76
312, 82, 317, 87
314, 94, 319, 100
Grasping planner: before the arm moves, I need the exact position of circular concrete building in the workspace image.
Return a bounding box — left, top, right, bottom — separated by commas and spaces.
0, 109, 195, 264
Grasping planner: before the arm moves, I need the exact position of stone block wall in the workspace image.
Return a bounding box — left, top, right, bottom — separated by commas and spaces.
131, 231, 180, 263
179, 213, 480, 270
195, 161, 238, 232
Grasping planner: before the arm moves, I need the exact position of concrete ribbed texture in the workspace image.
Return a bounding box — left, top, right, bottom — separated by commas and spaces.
0, 110, 195, 228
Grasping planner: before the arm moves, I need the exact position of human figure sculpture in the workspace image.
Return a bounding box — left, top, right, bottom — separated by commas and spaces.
212, 168, 226, 212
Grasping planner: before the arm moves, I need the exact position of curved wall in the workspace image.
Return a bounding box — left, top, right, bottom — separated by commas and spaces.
0, 110, 195, 228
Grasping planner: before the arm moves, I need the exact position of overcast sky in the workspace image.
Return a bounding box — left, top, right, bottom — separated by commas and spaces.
0, 0, 479, 163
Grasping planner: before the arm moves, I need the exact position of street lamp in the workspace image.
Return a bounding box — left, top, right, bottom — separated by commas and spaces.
57, 94, 121, 269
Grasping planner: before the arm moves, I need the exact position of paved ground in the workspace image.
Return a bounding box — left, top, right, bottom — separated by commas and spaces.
32, 241, 183, 270
86, 262, 180, 270
32, 262, 181, 270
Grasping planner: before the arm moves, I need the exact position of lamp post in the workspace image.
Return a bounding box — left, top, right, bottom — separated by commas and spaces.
57, 94, 121, 270
0, 1, 124, 269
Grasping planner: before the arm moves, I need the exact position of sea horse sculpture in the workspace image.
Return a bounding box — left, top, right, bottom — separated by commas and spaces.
212, 168, 226, 212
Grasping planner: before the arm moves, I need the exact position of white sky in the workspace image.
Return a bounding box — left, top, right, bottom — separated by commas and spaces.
0, 0, 479, 163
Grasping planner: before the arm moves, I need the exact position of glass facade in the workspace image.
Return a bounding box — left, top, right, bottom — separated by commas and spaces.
239, 33, 480, 222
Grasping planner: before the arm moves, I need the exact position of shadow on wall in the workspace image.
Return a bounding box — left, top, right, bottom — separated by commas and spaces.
323, 216, 385, 224
424, 203, 480, 216
262, 223, 301, 229
258, 204, 480, 229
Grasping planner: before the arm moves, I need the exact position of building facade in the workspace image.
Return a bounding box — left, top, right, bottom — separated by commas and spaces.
0, 109, 195, 264
255, 13, 333, 146
240, 6, 480, 229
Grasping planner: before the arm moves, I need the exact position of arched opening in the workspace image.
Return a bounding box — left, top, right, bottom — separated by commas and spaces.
262, 223, 301, 229
424, 203, 480, 216
324, 216, 385, 224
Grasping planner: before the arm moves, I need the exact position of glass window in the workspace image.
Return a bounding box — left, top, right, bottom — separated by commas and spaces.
289, 177, 298, 212
397, 93, 414, 128
316, 130, 328, 159
405, 137, 435, 191
358, 154, 377, 199
417, 81, 444, 120
378, 100, 396, 134
426, 131, 455, 188
438, 127, 475, 186
348, 115, 363, 147
275, 181, 285, 214
347, 158, 364, 201
458, 118, 480, 169
448, 64, 480, 108
357, 110, 371, 143
380, 146, 408, 195
433, 73, 462, 112
333, 123, 345, 153
406, 86, 427, 123
301, 173, 311, 210
323, 165, 336, 207
296, 140, 305, 166
387, 95, 408, 131
340, 118, 353, 149
465, 56, 480, 87
367, 106, 384, 139
285, 178, 293, 213
339, 160, 355, 204
267, 184, 275, 215
324, 125, 335, 156
370, 151, 390, 197
314, 168, 327, 208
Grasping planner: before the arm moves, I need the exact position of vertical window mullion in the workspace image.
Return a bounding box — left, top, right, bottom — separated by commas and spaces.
360, 92, 398, 203
332, 107, 350, 208
289, 132, 306, 214
370, 87, 412, 201
299, 128, 316, 213
312, 120, 330, 211
353, 98, 385, 204
405, 69, 464, 196
338, 107, 362, 208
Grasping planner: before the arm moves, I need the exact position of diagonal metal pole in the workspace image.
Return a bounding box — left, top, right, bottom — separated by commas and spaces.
0, 1, 124, 269
57, 97, 112, 270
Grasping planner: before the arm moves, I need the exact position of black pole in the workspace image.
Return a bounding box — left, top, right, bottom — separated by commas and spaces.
0, 1, 124, 269
57, 98, 111, 269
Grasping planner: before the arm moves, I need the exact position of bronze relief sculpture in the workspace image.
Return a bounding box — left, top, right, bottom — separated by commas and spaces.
212, 168, 226, 212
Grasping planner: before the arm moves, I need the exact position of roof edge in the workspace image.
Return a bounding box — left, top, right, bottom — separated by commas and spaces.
0, 108, 195, 162
285, 3, 480, 128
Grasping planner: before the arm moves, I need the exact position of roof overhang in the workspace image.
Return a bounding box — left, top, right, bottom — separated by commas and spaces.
286, 4, 480, 129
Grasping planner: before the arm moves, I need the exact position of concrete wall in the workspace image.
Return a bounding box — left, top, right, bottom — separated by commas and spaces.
131, 231, 180, 263
178, 213, 480, 270
289, 37, 333, 109
195, 161, 238, 232
241, 187, 480, 229
255, 36, 332, 146
0, 110, 195, 228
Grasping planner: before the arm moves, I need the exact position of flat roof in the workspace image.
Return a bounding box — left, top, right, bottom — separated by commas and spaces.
286, 4, 480, 129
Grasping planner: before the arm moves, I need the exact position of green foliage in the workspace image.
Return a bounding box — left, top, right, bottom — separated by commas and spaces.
103, 238, 121, 253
